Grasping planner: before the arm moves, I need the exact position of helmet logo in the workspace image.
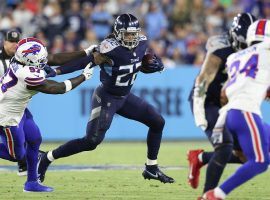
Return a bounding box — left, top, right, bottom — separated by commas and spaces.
22, 44, 41, 57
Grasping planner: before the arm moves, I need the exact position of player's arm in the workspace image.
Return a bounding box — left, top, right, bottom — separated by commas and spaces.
27, 64, 93, 94
47, 45, 97, 66
193, 53, 222, 130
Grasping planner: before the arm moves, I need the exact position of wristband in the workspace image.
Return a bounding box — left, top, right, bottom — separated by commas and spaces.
64, 80, 72, 92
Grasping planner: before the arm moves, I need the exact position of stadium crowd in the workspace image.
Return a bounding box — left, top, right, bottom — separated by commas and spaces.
0, 0, 268, 67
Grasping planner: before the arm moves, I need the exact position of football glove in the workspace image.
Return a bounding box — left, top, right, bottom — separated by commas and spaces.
140, 55, 164, 74
82, 62, 94, 80
193, 82, 208, 131
84, 45, 98, 56
44, 65, 57, 78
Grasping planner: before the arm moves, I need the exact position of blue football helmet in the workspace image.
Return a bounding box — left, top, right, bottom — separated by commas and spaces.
229, 13, 257, 50
114, 13, 141, 49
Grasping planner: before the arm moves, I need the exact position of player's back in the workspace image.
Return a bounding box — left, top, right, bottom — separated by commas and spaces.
225, 42, 270, 116
0, 61, 45, 126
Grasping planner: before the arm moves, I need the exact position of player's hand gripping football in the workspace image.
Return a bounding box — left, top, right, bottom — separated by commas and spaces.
82, 63, 94, 80
193, 82, 208, 131
140, 54, 164, 73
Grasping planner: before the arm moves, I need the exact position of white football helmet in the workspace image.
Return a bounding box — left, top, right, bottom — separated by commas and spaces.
15, 37, 48, 69
246, 19, 270, 46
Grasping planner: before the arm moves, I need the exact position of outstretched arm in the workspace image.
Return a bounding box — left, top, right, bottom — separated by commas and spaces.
47, 51, 86, 66
27, 64, 94, 94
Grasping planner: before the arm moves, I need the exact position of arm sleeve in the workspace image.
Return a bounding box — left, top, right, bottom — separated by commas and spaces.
57, 55, 94, 75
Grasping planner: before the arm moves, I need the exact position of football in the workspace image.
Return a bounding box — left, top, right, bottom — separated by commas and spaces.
141, 53, 155, 67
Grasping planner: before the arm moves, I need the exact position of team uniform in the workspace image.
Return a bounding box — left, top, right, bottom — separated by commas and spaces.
215, 41, 270, 197
50, 35, 165, 162
0, 61, 45, 182
189, 34, 234, 145
188, 13, 257, 195
38, 13, 173, 184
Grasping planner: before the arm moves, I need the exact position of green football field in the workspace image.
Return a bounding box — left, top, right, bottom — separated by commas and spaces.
0, 141, 270, 200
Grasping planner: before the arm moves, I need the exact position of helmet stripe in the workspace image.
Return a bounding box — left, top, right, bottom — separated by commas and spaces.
256, 20, 267, 36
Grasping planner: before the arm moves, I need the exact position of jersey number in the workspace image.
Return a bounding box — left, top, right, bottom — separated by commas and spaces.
227, 54, 258, 87
0, 68, 18, 93
115, 62, 141, 86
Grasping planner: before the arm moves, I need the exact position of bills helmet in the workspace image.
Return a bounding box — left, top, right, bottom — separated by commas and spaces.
246, 19, 270, 46
15, 37, 48, 69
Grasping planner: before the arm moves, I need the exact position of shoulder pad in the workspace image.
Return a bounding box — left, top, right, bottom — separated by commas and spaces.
99, 38, 120, 54
139, 34, 147, 41
206, 35, 231, 54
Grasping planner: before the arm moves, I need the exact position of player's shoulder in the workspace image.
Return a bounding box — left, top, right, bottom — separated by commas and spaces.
206, 34, 231, 53
139, 34, 147, 42
99, 38, 120, 54
17, 65, 46, 86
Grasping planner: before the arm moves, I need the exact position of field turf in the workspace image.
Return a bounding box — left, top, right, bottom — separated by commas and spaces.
0, 141, 269, 200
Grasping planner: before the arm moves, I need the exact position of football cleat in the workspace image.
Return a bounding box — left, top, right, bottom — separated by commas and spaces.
38, 152, 51, 183
142, 164, 175, 183
23, 181, 53, 192
203, 190, 223, 200
187, 149, 204, 189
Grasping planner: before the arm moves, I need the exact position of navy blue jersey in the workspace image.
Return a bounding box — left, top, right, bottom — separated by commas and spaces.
57, 35, 148, 96
98, 35, 147, 96
189, 34, 235, 106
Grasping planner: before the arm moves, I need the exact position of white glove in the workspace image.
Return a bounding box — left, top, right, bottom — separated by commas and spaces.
82, 63, 94, 80
193, 86, 208, 131
84, 45, 98, 56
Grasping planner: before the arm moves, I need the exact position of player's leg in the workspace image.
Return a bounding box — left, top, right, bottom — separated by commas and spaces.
207, 110, 269, 199
38, 86, 121, 182
117, 93, 174, 183
23, 109, 53, 192
0, 129, 18, 161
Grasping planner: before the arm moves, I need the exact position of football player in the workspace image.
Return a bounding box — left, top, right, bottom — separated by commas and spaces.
187, 13, 256, 195
0, 37, 94, 192
0, 30, 97, 176
38, 13, 174, 184
203, 19, 270, 200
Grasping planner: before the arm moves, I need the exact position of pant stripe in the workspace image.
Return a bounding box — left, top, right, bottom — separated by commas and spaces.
243, 112, 264, 162
4, 128, 16, 159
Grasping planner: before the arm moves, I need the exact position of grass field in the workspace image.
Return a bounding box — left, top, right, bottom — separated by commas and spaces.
0, 141, 270, 200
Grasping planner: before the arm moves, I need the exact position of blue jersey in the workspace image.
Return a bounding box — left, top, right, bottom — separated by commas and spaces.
98, 35, 147, 96
58, 35, 148, 96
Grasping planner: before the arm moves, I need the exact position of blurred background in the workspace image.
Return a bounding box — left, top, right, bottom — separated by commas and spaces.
1, 0, 270, 141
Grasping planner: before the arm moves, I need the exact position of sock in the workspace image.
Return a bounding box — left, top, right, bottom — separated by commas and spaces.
0, 143, 16, 161
147, 129, 162, 160
26, 143, 39, 182
147, 159, 157, 165
47, 150, 55, 162
214, 187, 227, 199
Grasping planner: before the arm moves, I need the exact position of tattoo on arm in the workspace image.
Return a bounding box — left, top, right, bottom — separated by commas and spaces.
196, 53, 222, 91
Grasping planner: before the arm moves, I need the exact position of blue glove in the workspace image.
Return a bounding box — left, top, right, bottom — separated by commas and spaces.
44, 65, 57, 78
140, 55, 164, 74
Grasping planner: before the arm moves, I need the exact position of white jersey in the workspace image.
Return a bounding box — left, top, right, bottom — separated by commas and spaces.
225, 42, 270, 116
0, 61, 45, 126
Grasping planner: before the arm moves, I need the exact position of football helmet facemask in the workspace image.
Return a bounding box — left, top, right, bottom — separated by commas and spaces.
114, 13, 141, 50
